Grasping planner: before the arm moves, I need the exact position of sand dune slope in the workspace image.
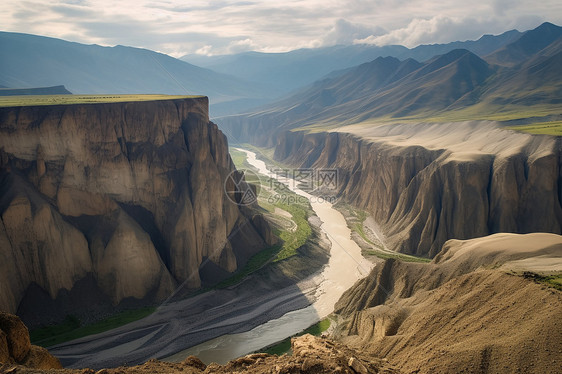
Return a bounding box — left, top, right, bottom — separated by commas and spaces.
335, 233, 562, 374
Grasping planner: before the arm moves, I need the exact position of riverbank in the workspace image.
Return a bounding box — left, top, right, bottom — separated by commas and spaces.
162, 148, 372, 364
49, 147, 373, 368
48, 148, 331, 369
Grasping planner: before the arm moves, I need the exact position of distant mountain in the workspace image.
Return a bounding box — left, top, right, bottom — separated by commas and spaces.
0, 85, 72, 96
402, 29, 522, 62
182, 29, 521, 100
182, 44, 408, 98
218, 23, 562, 143
486, 22, 562, 66
0, 32, 269, 116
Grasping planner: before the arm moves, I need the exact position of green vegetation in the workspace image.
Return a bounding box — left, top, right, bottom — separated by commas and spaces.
30, 307, 156, 348
213, 148, 313, 289
0, 94, 203, 107
506, 121, 562, 136
262, 318, 331, 356
363, 250, 432, 263
230, 148, 250, 168
273, 202, 312, 262
523, 272, 562, 291
230, 147, 313, 263
297, 103, 562, 134
215, 244, 282, 289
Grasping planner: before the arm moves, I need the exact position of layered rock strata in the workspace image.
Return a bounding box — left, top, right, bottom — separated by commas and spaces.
0, 98, 273, 325
268, 121, 562, 257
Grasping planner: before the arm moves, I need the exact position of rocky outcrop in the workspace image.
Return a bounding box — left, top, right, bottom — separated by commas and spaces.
0, 312, 61, 369
269, 121, 562, 257
333, 233, 562, 374
0, 98, 274, 325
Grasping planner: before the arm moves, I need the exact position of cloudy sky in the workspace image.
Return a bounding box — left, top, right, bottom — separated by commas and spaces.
1, 0, 561, 57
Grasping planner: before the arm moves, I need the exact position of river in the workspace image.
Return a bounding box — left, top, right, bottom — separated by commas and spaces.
165, 148, 372, 364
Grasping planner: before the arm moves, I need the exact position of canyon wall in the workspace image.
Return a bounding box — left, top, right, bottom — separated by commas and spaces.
266, 121, 562, 257
0, 98, 273, 325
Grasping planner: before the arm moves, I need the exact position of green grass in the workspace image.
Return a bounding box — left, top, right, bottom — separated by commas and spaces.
0, 94, 203, 107
274, 202, 312, 262
213, 147, 313, 288
523, 272, 562, 291
30, 306, 156, 348
262, 318, 331, 356
363, 250, 431, 263
230, 148, 249, 168
295, 102, 562, 133
506, 121, 562, 136
230, 146, 313, 263
215, 244, 282, 289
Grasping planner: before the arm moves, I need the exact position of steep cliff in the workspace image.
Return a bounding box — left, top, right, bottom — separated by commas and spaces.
0, 97, 273, 325
270, 121, 562, 257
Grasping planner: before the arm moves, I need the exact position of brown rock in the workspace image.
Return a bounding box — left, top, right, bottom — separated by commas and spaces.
21, 345, 62, 369
0, 330, 10, 363
268, 122, 562, 258
0, 99, 274, 325
335, 234, 562, 374
348, 357, 368, 374
182, 355, 206, 371
0, 312, 30, 362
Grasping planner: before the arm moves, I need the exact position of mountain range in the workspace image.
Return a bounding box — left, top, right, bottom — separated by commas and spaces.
181, 29, 522, 99
0, 32, 269, 116
218, 22, 562, 140
0, 24, 546, 118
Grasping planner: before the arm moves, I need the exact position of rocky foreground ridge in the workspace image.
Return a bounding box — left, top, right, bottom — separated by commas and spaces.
270, 121, 562, 258
333, 232, 562, 373
0, 97, 274, 326
1, 321, 397, 373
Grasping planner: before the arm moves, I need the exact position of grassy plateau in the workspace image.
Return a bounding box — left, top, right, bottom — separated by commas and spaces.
0, 94, 203, 107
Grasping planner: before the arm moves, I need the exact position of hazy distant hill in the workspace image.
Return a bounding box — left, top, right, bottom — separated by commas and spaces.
0, 85, 72, 96
182, 29, 521, 99
0, 32, 269, 116
218, 23, 562, 140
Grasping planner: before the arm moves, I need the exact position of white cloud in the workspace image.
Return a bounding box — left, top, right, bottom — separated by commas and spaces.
225, 38, 259, 54
354, 15, 504, 47
0, 0, 561, 56
319, 19, 386, 46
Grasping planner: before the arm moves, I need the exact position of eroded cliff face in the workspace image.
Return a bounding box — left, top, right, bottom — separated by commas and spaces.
270, 121, 562, 257
0, 98, 273, 324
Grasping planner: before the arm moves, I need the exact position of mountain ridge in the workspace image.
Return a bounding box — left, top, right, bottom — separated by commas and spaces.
181, 28, 522, 101
217, 22, 562, 139
0, 32, 269, 116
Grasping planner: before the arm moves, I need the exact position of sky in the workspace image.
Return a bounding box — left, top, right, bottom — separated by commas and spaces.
1, 0, 561, 57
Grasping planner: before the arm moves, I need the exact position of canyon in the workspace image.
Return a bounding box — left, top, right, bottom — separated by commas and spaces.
1, 21, 561, 374
0, 97, 274, 327
221, 120, 562, 258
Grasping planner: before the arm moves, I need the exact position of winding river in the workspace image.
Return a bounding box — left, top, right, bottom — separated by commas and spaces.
165, 149, 372, 364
